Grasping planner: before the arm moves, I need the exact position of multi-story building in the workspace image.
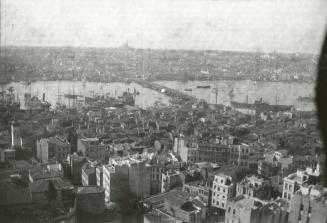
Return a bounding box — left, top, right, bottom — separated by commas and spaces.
103, 163, 129, 203
103, 157, 150, 203
274, 150, 289, 162
161, 170, 185, 193
76, 186, 105, 215
81, 163, 96, 186
77, 137, 106, 162
225, 195, 288, 223
149, 163, 164, 195
211, 173, 235, 210
282, 170, 310, 201
36, 136, 71, 163
236, 175, 271, 200
197, 143, 229, 165
288, 192, 327, 223
174, 137, 198, 163
183, 181, 212, 206
229, 144, 251, 170
129, 159, 151, 200
68, 153, 87, 185
181, 145, 198, 163
96, 166, 103, 187
258, 160, 281, 177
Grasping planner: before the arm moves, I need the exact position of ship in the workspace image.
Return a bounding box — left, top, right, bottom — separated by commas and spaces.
64, 94, 82, 99
184, 88, 192, 91
24, 93, 51, 111
231, 98, 292, 112
116, 91, 135, 107
196, 85, 211, 89
84, 91, 135, 108
297, 96, 314, 102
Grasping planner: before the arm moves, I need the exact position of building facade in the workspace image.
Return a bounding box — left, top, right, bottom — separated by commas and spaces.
211, 174, 234, 210
37, 136, 71, 163
288, 193, 327, 223
77, 137, 106, 162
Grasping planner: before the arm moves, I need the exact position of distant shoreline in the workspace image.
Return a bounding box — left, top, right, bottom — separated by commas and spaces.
0, 78, 315, 87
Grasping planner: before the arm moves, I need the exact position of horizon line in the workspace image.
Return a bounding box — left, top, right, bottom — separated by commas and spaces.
0, 44, 319, 56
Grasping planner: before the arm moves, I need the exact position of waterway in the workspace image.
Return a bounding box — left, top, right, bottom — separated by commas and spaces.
155, 80, 316, 111
1, 80, 316, 111
0, 81, 171, 110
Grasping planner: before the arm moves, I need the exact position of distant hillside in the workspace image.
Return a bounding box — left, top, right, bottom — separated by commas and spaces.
0, 46, 318, 84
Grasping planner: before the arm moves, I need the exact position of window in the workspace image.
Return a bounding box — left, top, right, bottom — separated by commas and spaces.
284, 183, 288, 189
223, 189, 226, 193
233, 209, 235, 215
222, 203, 224, 208
228, 207, 231, 213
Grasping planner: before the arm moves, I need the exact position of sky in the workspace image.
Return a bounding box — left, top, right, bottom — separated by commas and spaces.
1, 0, 327, 54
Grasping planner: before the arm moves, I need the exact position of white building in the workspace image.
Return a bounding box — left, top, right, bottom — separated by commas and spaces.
211, 173, 234, 210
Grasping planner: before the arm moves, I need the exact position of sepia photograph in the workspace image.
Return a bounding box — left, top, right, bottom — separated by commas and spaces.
0, 0, 327, 222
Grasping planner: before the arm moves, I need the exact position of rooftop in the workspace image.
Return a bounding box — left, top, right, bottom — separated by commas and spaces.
0, 183, 33, 206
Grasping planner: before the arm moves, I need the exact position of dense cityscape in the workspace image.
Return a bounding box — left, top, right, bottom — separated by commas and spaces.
1, 0, 326, 222
0, 49, 325, 222
0, 46, 318, 84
